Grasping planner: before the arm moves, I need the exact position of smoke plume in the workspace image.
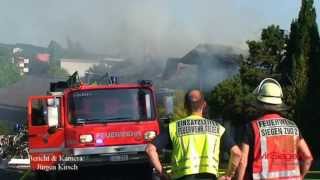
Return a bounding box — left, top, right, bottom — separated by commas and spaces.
0, 0, 303, 59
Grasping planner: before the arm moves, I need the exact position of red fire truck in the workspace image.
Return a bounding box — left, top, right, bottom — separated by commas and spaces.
27, 72, 169, 175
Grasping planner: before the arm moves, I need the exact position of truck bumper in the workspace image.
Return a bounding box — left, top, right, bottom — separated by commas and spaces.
73, 144, 146, 156
65, 144, 149, 167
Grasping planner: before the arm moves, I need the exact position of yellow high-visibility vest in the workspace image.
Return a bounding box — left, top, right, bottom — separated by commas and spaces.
169, 115, 225, 179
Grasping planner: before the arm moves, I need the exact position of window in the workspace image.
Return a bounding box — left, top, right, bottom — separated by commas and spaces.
68, 88, 155, 124
31, 99, 48, 126
31, 98, 61, 126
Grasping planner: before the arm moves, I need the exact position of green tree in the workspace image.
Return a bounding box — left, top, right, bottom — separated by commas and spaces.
208, 76, 243, 121
47, 62, 69, 78
0, 47, 21, 88
172, 90, 188, 121
240, 25, 288, 95
47, 40, 69, 78
281, 0, 320, 157
0, 121, 10, 134
208, 0, 320, 161
157, 90, 187, 123
208, 25, 288, 122
48, 40, 64, 61
245, 25, 287, 75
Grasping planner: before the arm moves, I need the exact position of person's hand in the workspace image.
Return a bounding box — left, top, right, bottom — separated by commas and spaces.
218, 175, 231, 180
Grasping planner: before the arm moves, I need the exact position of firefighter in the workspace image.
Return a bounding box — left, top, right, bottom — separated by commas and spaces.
237, 78, 313, 180
146, 89, 242, 180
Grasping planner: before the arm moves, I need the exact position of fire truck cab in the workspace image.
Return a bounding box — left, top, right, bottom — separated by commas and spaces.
27, 72, 166, 173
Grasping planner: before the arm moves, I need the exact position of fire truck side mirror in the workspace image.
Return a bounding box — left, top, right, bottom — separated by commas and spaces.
164, 96, 174, 115
157, 89, 174, 124
47, 98, 59, 130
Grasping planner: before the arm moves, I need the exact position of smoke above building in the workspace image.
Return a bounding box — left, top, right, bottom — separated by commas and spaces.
0, 0, 303, 59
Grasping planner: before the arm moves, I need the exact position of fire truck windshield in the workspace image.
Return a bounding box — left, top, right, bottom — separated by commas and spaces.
68, 88, 155, 124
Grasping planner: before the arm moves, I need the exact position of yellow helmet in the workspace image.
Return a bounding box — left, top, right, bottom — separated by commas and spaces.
253, 78, 283, 105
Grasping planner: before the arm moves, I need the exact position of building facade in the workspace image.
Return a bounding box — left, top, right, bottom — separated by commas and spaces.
60, 58, 123, 77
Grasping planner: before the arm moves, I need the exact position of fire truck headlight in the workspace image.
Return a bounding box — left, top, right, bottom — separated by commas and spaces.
144, 131, 156, 141
80, 134, 93, 143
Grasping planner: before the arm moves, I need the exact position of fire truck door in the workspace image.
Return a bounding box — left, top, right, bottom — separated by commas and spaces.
28, 96, 64, 170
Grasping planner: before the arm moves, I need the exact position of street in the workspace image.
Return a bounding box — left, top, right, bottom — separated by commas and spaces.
0, 163, 155, 180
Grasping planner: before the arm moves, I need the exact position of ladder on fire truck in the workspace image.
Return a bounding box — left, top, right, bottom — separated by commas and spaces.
50, 71, 118, 92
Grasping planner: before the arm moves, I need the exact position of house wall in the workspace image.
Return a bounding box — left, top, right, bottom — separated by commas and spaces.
60, 59, 101, 77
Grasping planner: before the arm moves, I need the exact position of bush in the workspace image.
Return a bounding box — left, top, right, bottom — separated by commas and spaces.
0, 59, 21, 88
0, 121, 10, 134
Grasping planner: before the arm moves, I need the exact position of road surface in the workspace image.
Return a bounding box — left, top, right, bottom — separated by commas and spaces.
1, 162, 155, 180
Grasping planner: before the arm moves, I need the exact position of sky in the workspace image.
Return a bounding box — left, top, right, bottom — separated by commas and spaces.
1, 0, 320, 58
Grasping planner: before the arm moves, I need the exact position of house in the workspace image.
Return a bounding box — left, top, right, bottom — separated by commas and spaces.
60, 57, 124, 77
162, 43, 241, 90
9, 44, 51, 76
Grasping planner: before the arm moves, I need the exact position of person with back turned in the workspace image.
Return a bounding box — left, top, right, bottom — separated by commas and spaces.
237, 78, 313, 180
146, 89, 242, 180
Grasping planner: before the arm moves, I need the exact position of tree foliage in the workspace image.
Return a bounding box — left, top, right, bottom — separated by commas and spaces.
172, 90, 188, 121
0, 121, 10, 134
157, 90, 188, 122
209, 0, 320, 159
246, 25, 287, 74
0, 47, 21, 88
48, 40, 64, 61
47, 40, 69, 78
209, 25, 288, 123
280, 0, 320, 157
47, 61, 69, 78
209, 76, 243, 121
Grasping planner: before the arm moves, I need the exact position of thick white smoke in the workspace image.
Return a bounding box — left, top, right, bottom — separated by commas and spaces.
0, 0, 305, 59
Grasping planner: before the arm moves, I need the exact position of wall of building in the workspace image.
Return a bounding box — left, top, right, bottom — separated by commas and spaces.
60, 59, 101, 77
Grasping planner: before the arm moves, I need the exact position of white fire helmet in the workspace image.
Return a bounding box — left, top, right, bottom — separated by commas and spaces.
253, 78, 283, 105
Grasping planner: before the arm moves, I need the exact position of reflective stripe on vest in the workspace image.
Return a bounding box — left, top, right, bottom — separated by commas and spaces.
251, 114, 300, 180
169, 115, 224, 179
253, 169, 300, 179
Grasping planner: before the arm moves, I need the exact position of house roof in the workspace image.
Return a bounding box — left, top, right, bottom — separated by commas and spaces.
61, 57, 124, 63
180, 43, 241, 65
